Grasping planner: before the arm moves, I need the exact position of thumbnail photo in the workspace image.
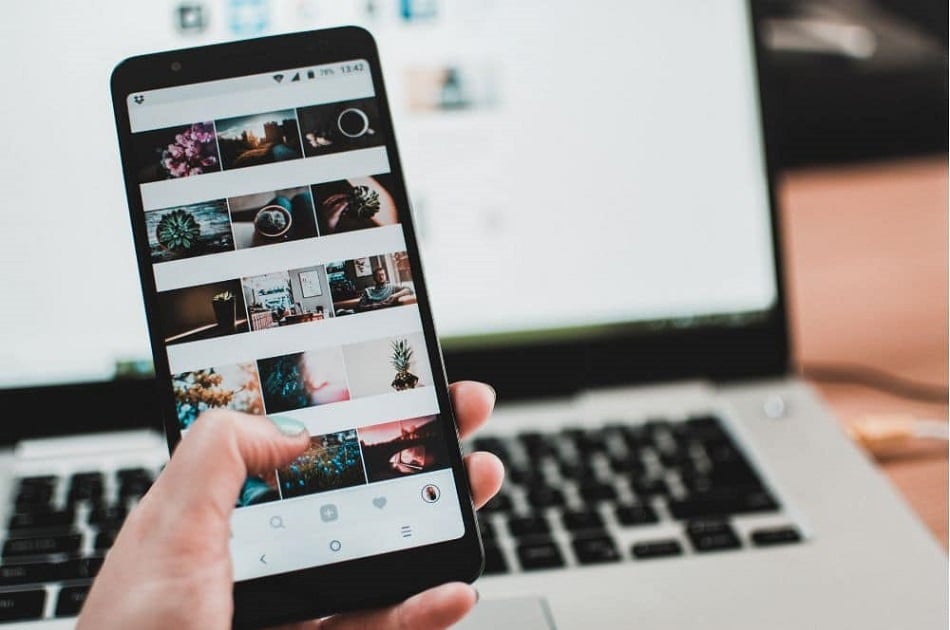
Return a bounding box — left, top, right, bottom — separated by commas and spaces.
311, 174, 400, 236
342, 332, 432, 398
242, 265, 334, 331
237, 474, 280, 508
228, 186, 318, 249
145, 199, 235, 263
215, 109, 303, 169
157, 278, 249, 345
404, 62, 500, 113
257, 347, 350, 414
277, 429, 367, 498
297, 97, 385, 158
172, 362, 264, 431
326, 252, 416, 317
131, 121, 221, 183
358, 416, 449, 482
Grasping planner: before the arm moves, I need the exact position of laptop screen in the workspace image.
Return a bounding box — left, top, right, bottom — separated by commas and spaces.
0, 0, 775, 388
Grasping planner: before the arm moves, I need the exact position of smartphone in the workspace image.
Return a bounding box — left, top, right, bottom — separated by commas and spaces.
110, 26, 483, 628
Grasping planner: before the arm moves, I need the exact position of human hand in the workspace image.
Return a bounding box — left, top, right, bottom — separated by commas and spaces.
77, 381, 502, 630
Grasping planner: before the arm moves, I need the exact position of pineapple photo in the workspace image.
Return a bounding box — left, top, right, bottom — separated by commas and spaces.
390, 338, 419, 391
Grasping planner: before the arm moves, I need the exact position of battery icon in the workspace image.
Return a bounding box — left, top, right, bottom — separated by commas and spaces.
307, 69, 315, 79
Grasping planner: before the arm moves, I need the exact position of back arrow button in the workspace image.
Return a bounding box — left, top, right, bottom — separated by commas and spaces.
259, 554, 267, 564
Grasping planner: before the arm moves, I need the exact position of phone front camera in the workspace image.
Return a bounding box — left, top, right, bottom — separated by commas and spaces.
171, 61, 182, 71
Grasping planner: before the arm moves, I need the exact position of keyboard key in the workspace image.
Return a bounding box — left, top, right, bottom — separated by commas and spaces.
477, 517, 496, 540
615, 503, 659, 526
682, 415, 728, 439
88, 503, 127, 529
558, 461, 597, 481
517, 539, 565, 570
525, 485, 565, 509
572, 535, 620, 565
561, 509, 605, 532
507, 515, 550, 538
119, 478, 152, 500
471, 438, 511, 462
3, 534, 82, 558
8, 508, 75, 532
563, 428, 608, 454
480, 492, 513, 513
56, 585, 90, 617
631, 476, 668, 496
518, 432, 557, 458
15, 482, 54, 509
0, 589, 46, 621
68, 473, 104, 504
620, 425, 650, 451
482, 543, 508, 575
94, 530, 119, 551
577, 481, 617, 503
0, 561, 59, 586
18, 476, 58, 486
751, 526, 802, 547
632, 539, 683, 559
686, 519, 742, 552
506, 465, 545, 486
608, 453, 644, 474
668, 489, 778, 520
59, 556, 104, 581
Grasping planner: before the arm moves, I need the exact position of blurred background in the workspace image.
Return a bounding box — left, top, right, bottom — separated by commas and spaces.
0, 0, 945, 386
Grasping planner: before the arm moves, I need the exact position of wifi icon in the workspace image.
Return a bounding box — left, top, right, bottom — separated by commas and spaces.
273, 74, 284, 83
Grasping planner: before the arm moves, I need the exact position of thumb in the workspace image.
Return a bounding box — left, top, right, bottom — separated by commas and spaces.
149, 410, 310, 521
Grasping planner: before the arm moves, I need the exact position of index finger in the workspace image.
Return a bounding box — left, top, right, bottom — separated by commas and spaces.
449, 381, 496, 440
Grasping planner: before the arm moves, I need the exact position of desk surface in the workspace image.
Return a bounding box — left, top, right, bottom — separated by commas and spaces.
778, 155, 948, 550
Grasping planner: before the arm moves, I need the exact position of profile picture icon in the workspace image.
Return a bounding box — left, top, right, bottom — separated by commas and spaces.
421, 484, 441, 503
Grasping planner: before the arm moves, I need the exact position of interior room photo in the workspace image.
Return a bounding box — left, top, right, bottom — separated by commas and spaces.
241, 265, 335, 331
327, 251, 416, 316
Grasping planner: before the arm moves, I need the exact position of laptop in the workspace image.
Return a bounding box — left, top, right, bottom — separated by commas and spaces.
0, 1, 945, 627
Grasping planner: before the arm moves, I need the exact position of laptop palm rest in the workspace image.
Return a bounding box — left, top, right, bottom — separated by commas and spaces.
455, 596, 557, 629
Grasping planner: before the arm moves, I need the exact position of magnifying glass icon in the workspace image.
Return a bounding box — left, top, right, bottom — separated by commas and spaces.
269, 515, 285, 529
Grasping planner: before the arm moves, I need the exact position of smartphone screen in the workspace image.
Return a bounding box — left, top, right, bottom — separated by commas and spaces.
115, 40, 475, 592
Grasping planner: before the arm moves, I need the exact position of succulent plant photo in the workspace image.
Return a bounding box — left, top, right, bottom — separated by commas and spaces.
156, 208, 201, 251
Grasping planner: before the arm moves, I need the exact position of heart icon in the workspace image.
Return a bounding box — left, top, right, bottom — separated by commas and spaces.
372, 497, 387, 509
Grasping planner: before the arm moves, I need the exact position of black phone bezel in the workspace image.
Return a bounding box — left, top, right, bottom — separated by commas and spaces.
110, 26, 483, 627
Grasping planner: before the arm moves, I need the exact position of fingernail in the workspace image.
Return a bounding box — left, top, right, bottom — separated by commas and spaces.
487, 385, 497, 406
269, 415, 307, 437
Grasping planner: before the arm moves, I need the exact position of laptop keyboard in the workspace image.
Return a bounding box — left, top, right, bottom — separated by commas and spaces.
465, 415, 803, 575
0, 414, 803, 622
0, 467, 157, 622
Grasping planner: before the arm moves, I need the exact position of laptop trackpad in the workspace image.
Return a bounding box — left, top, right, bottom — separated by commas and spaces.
455, 596, 556, 629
